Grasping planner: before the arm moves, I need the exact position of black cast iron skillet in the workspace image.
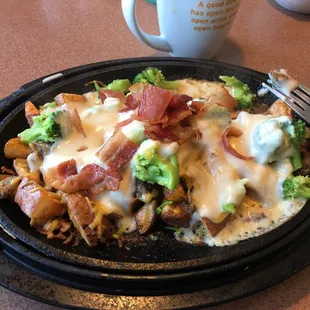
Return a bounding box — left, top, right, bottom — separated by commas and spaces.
0, 58, 309, 290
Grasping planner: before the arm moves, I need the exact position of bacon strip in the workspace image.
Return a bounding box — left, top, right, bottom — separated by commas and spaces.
99, 89, 126, 104
69, 108, 86, 137
43, 159, 77, 187
144, 124, 201, 144
136, 85, 173, 122
51, 164, 122, 193
96, 130, 138, 170
124, 94, 137, 110
222, 127, 253, 160
168, 94, 192, 107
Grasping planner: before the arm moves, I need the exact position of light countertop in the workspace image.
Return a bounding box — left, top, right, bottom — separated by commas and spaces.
0, 0, 309, 309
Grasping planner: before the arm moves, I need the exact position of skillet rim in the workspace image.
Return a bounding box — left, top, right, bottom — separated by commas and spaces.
0, 57, 309, 274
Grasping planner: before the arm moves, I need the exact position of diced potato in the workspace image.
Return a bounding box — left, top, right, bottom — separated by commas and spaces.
0, 176, 21, 199
25, 101, 40, 126
13, 158, 41, 183
64, 193, 99, 247
15, 179, 65, 220
265, 99, 293, 119
160, 202, 191, 228
54, 93, 86, 105
4, 138, 32, 159
163, 184, 186, 202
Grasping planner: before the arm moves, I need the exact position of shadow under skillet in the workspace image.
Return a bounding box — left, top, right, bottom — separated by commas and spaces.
267, 0, 310, 21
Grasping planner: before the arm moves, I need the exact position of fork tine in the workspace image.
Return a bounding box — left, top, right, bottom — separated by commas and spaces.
289, 93, 307, 110
299, 83, 310, 96
262, 83, 309, 123
293, 89, 310, 106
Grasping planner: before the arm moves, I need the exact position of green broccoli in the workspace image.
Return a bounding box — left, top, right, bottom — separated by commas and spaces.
285, 119, 307, 171
282, 176, 310, 200
133, 67, 178, 90
18, 110, 66, 144
131, 141, 180, 190
222, 203, 236, 214
104, 79, 132, 93
219, 76, 255, 110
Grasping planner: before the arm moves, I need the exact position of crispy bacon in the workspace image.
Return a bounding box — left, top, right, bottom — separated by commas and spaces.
128, 83, 147, 106
99, 89, 126, 104
188, 99, 206, 115
144, 124, 201, 144
115, 117, 133, 129
51, 164, 122, 193
96, 130, 138, 170
136, 85, 173, 122
166, 103, 192, 125
168, 94, 192, 107
124, 94, 137, 110
43, 159, 77, 187
222, 127, 253, 160
69, 108, 86, 137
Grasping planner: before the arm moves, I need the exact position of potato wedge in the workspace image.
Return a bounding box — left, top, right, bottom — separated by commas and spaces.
265, 99, 293, 119
134, 200, 157, 234
15, 179, 65, 220
54, 93, 86, 105
63, 193, 99, 247
25, 101, 40, 126
0, 176, 21, 199
4, 138, 32, 159
13, 158, 41, 183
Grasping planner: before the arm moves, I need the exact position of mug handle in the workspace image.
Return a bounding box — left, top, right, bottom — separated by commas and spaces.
121, 0, 173, 52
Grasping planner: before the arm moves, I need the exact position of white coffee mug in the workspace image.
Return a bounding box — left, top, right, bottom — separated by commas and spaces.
274, 0, 310, 14
122, 0, 241, 59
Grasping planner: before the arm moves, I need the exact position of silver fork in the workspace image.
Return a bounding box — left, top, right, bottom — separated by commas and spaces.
262, 82, 310, 124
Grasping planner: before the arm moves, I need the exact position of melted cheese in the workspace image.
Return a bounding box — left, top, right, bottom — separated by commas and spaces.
42, 92, 120, 172
177, 110, 306, 246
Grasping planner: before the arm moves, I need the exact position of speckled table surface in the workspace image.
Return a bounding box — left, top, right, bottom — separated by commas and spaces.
0, 0, 309, 309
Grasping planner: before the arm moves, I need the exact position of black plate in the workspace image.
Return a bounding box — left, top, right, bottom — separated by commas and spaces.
0, 58, 309, 304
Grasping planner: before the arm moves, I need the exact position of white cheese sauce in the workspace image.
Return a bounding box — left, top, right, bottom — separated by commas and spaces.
177, 110, 306, 246
40, 91, 136, 233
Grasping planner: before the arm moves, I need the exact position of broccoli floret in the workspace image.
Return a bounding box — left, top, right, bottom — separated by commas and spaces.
104, 79, 132, 93
282, 176, 310, 200
222, 203, 236, 214
285, 119, 307, 171
133, 67, 178, 90
131, 141, 180, 190
18, 110, 65, 144
219, 76, 255, 110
